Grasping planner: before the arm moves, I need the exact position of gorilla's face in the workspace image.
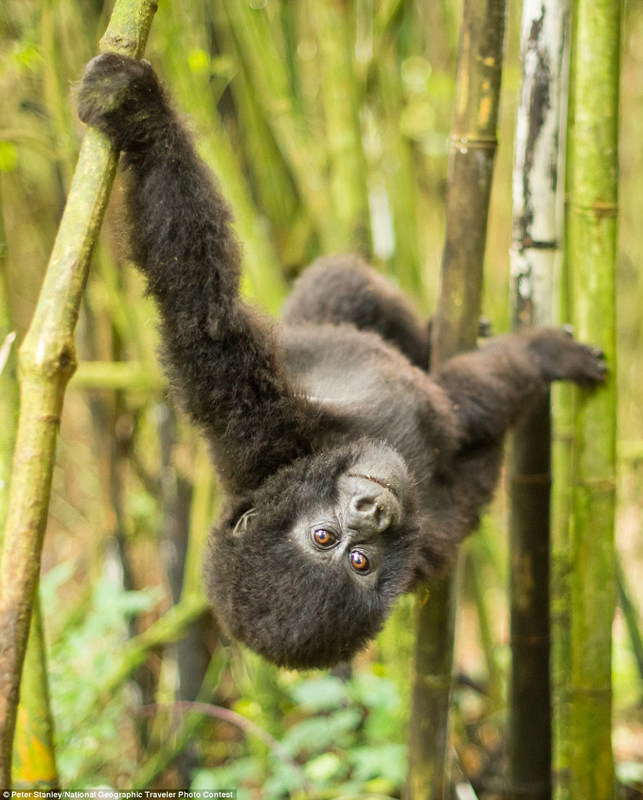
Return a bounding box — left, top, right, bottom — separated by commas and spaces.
205, 440, 422, 669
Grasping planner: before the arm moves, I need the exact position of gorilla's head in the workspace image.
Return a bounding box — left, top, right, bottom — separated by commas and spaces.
205, 440, 422, 669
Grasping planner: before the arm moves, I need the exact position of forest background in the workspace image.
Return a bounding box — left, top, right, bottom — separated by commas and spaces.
0, 0, 642, 796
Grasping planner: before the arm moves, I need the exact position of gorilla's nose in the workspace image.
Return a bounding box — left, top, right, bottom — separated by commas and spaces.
348, 488, 395, 533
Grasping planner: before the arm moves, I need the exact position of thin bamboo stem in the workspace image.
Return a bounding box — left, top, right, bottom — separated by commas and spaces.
565, 0, 620, 795
509, 3, 569, 798
223, 0, 335, 249
12, 604, 58, 791
315, 0, 371, 253
616, 556, 643, 691
552, 100, 574, 798
408, 1, 506, 797
1, 177, 59, 792
430, 0, 507, 366
0, 0, 158, 785
70, 360, 164, 391
155, 3, 287, 311
0, 181, 17, 533
377, 38, 423, 296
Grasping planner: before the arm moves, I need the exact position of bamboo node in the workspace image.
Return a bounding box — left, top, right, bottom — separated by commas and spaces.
570, 201, 618, 218
449, 134, 497, 151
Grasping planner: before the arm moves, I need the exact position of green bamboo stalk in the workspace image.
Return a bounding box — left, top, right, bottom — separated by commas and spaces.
70, 360, 164, 391
509, 3, 570, 798
465, 543, 502, 705
0, 181, 17, 533
552, 46, 575, 800
212, 4, 299, 238
1, 178, 59, 792
429, 0, 506, 367
154, 2, 287, 312
565, 0, 620, 796
616, 556, 643, 691
377, 38, 423, 296
94, 244, 157, 365
12, 604, 58, 791
550, 381, 574, 800
408, 1, 506, 797
315, 0, 371, 253
0, 0, 158, 786
223, 0, 336, 249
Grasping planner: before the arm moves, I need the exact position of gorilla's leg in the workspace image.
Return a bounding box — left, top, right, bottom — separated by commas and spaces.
282, 255, 431, 369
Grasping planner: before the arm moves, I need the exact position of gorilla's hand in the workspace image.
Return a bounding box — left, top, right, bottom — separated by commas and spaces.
529, 328, 608, 387
78, 53, 167, 151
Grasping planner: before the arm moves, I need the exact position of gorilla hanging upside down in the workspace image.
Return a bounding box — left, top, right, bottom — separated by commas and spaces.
78, 54, 606, 670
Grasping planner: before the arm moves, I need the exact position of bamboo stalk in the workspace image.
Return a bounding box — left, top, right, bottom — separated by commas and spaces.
466, 543, 502, 705
565, 0, 620, 794
223, 0, 335, 249
70, 360, 164, 391
429, 0, 506, 366
550, 382, 574, 800
377, 37, 423, 296
0, 0, 158, 785
408, 1, 506, 797
12, 604, 58, 791
154, 3, 287, 311
552, 170, 574, 800
508, 3, 570, 798
1, 177, 59, 791
0, 182, 17, 533
616, 556, 643, 691
211, 2, 301, 255
315, 0, 370, 253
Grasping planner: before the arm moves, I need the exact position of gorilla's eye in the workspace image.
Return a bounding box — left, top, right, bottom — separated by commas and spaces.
312, 528, 338, 548
350, 550, 370, 572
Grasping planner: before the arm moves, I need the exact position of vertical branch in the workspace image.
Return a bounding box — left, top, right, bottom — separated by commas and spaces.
0, 0, 158, 786
508, 3, 569, 799
0, 181, 18, 531
565, 0, 620, 796
155, 3, 287, 310
430, 0, 507, 365
377, 35, 423, 296
315, 0, 371, 252
1, 180, 59, 791
408, 0, 506, 797
223, 0, 335, 248
12, 605, 58, 790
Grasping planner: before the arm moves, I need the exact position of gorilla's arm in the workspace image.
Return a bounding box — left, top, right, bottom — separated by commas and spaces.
78, 54, 315, 493
435, 328, 606, 448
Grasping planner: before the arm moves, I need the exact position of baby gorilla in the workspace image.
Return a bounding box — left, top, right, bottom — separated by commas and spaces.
78, 54, 607, 669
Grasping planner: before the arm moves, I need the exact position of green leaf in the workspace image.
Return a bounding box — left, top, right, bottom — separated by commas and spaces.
349, 744, 407, 784
289, 675, 351, 711
282, 708, 361, 755
304, 752, 343, 784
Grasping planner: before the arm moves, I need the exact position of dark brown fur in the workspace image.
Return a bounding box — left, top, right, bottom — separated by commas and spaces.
78, 55, 607, 669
